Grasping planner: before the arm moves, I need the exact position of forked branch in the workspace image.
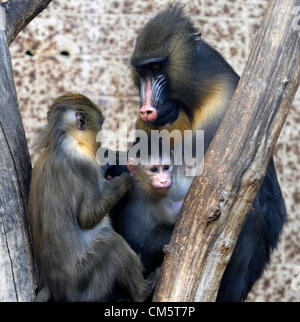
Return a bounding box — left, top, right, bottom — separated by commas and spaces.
0, 0, 53, 46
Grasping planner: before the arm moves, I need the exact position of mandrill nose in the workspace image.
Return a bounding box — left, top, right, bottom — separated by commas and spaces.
139, 106, 158, 122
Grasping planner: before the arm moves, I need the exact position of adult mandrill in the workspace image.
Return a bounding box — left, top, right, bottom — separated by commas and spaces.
128, 4, 286, 301
28, 94, 152, 302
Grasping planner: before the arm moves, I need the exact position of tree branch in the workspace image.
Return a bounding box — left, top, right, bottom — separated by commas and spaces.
0, 5, 37, 301
0, 0, 53, 46
153, 0, 300, 302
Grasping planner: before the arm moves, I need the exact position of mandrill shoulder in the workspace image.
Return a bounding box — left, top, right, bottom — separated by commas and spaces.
191, 79, 238, 132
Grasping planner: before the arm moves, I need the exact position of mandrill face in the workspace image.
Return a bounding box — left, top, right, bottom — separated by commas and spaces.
143, 164, 173, 195
132, 56, 181, 127
46, 94, 105, 159
131, 5, 201, 129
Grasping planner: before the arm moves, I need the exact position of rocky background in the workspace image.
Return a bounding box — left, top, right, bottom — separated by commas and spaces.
4, 0, 300, 301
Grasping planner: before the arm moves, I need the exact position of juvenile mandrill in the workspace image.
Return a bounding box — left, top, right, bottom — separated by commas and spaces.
110, 155, 183, 276
28, 94, 151, 302
128, 3, 286, 301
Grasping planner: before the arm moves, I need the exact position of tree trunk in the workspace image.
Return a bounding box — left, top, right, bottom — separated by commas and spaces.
0, 2, 52, 301
0, 0, 53, 46
153, 0, 300, 302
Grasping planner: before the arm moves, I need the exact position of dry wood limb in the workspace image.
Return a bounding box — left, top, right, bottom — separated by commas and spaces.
0, 0, 53, 46
153, 0, 300, 302
0, 7, 36, 301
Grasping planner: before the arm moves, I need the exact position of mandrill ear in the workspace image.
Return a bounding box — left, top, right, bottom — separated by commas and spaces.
126, 158, 137, 174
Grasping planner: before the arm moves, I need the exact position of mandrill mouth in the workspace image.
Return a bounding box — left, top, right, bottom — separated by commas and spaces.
154, 187, 170, 195
156, 186, 170, 191
153, 183, 172, 195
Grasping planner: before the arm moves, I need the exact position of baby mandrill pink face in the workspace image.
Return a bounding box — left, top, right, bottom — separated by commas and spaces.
127, 159, 173, 196
144, 164, 173, 192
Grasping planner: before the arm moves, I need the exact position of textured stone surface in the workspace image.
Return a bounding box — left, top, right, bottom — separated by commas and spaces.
5, 0, 300, 301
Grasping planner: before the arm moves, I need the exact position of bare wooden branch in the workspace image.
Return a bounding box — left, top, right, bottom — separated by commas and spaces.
0, 0, 53, 46
153, 0, 300, 302
0, 7, 37, 301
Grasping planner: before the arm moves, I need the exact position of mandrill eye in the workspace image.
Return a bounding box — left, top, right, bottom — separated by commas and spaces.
151, 63, 161, 74
164, 165, 169, 170
75, 110, 87, 131
98, 117, 104, 126
150, 167, 158, 173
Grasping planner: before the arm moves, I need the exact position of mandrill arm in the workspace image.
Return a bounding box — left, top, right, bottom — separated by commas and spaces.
78, 172, 132, 230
